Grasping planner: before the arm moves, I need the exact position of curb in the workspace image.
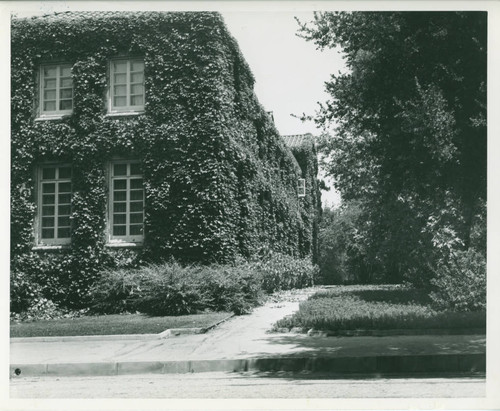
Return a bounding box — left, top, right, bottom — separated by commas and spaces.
10, 353, 486, 378
10, 313, 235, 343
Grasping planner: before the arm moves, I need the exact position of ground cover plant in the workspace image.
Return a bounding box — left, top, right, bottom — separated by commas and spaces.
273, 285, 486, 333
10, 312, 230, 338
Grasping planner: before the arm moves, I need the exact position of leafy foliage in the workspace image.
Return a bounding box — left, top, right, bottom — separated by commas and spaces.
300, 12, 486, 287
89, 253, 317, 316
430, 249, 486, 311
11, 12, 319, 309
317, 205, 362, 284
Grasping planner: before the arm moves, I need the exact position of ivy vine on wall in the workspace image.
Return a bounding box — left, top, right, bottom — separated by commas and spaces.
11, 11, 320, 308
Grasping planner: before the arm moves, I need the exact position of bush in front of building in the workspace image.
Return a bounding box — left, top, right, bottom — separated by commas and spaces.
88, 253, 317, 316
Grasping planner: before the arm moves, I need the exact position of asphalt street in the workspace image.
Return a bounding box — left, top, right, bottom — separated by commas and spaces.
10, 372, 486, 398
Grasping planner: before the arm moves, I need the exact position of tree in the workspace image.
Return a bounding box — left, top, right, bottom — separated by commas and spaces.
300, 12, 486, 284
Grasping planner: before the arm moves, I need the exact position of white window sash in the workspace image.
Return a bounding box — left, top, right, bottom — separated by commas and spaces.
37, 165, 72, 245
109, 59, 145, 113
39, 64, 73, 117
108, 161, 144, 244
298, 178, 306, 198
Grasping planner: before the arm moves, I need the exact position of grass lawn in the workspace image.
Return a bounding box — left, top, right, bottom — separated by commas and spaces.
10, 312, 232, 338
273, 285, 486, 332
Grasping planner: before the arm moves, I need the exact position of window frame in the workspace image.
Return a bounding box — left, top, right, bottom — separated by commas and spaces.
107, 160, 145, 246
108, 58, 145, 114
298, 178, 306, 198
39, 63, 74, 118
36, 164, 73, 246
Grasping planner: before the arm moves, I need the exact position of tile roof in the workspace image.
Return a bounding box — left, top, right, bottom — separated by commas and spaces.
16, 11, 163, 22
282, 133, 314, 148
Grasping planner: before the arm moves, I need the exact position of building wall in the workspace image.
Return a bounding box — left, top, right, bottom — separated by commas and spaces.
10, 12, 319, 307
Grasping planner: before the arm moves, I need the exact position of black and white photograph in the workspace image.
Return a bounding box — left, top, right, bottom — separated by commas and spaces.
3, 1, 500, 409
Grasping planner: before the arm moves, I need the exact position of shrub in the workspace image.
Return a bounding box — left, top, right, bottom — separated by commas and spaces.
253, 251, 318, 293
135, 263, 204, 316
200, 264, 265, 314
89, 261, 262, 316
89, 254, 316, 316
429, 248, 486, 311
10, 268, 44, 314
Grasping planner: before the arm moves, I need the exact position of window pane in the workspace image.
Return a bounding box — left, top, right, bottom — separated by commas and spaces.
113, 226, 126, 236
113, 179, 127, 190
113, 202, 126, 213
130, 72, 143, 84
59, 167, 72, 179
58, 205, 71, 215
44, 101, 56, 112
113, 164, 127, 176
130, 95, 144, 106
130, 84, 143, 95
43, 66, 57, 78
42, 228, 55, 239
60, 66, 72, 77
130, 190, 143, 201
114, 73, 127, 84
130, 163, 141, 175
130, 202, 143, 212
61, 78, 72, 88
130, 225, 143, 235
113, 214, 126, 225
113, 96, 127, 107
42, 217, 55, 228
44, 79, 56, 89
130, 60, 144, 72
130, 179, 143, 189
113, 61, 127, 73
57, 227, 71, 238
42, 183, 55, 194
130, 213, 143, 224
114, 191, 126, 202
114, 85, 127, 97
59, 182, 71, 193
42, 194, 55, 205
42, 205, 55, 216
42, 168, 56, 180
60, 89, 73, 99
59, 193, 71, 204
60, 99, 73, 110
44, 90, 56, 100
58, 216, 70, 227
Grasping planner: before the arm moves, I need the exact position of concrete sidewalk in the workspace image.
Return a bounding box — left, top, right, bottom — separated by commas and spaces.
10, 289, 486, 377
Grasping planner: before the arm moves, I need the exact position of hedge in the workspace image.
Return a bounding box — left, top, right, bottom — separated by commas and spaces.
89, 252, 319, 316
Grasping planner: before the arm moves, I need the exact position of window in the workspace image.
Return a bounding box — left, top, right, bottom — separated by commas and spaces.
298, 178, 306, 198
109, 161, 144, 243
39, 64, 73, 116
38, 165, 72, 245
109, 59, 145, 113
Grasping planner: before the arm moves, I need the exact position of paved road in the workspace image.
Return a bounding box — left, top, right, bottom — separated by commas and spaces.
10, 372, 485, 398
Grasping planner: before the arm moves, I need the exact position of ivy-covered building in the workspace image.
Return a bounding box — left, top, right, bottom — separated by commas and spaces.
11, 12, 320, 304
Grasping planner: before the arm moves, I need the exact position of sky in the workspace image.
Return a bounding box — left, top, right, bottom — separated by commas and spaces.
7, 4, 347, 207
221, 11, 344, 207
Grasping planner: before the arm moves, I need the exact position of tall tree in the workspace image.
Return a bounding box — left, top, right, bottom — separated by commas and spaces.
299, 12, 486, 283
